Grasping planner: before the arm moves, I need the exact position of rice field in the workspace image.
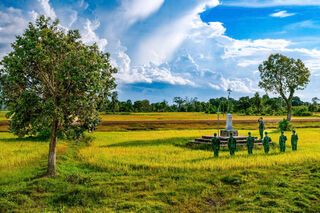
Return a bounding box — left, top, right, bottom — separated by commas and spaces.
0, 133, 67, 170
1, 120, 320, 211
100, 112, 320, 121
78, 129, 320, 171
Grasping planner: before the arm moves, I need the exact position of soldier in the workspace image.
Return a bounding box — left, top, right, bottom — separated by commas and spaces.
258, 117, 265, 139
211, 133, 221, 157
279, 131, 287, 153
228, 133, 237, 156
291, 130, 298, 151
263, 131, 272, 154
246, 132, 254, 154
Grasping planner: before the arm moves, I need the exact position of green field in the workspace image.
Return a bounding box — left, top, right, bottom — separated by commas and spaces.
1, 127, 320, 212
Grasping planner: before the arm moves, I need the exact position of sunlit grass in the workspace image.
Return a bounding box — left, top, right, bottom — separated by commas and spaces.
0, 133, 67, 170
78, 129, 320, 171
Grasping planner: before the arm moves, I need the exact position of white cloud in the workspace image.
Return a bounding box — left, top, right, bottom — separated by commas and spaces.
0, 8, 28, 58
222, 39, 292, 58
81, 19, 108, 51
286, 20, 320, 30
38, 0, 56, 19
120, 0, 165, 24
29, 10, 39, 20
135, 0, 220, 65
270, 10, 295, 18
237, 59, 262, 67
209, 83, 221, 90
224, 0, 320, 7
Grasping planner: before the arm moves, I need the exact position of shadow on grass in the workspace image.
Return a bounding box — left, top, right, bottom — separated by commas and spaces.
0, 136, 49, 143
100, 137, 195, 148
183, 150, 285, 163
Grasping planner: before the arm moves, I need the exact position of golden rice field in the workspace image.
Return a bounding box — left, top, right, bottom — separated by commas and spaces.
100, 112, 320, 121
78, 129, 320, 171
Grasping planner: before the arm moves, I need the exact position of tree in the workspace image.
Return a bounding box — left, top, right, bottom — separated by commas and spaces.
109, 91, 119, 113
0, 16, 117, 176
173, 97, 185, 112
251, 92, 262, 113
292, 96, 304, 106
258, 54, 310, 121
312, 97, 320, 105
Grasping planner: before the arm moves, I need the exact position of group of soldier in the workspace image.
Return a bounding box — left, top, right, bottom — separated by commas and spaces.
211, 117, 299, 157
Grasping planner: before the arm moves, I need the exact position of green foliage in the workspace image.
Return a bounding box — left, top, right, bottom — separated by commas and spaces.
278, 118, 293, 131
259, 54, 310, 120
293, 107, 313, 116
308, 104, 318, 112
0, 15, 117, 139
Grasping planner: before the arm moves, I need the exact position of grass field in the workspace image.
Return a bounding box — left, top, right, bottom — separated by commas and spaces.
101, 112, 320, 121
1, 128, 320, 212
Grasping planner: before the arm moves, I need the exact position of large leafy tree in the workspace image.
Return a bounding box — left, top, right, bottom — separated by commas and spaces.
0, 16, 117, 176
258, 54, 310, 121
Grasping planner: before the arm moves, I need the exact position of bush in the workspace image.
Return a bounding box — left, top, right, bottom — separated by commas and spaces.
278, 119, 293, 131
293, 107, 312, 116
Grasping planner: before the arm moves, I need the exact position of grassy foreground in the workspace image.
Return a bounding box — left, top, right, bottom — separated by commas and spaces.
1, 129, 320, 212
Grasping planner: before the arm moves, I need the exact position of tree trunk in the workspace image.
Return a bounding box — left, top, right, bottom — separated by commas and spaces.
287, 104, 292, 121
47, 119, 58, 176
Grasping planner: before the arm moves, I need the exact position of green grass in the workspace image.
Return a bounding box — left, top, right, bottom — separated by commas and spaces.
1, 129, 320, 212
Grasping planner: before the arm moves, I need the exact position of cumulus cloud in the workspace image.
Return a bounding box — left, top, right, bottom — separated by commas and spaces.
270, 10, 295, 18
81, 19, 108, 51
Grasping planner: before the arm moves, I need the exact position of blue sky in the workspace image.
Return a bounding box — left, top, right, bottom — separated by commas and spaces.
1, 0, 320, 103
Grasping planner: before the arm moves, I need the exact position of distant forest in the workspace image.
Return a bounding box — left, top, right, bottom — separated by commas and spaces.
104, 92, 320, 116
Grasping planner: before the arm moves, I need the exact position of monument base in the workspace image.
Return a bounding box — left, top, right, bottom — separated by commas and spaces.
220, 129, 238, 137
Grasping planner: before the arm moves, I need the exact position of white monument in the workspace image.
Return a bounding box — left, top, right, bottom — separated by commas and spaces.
220, 89, 238, 136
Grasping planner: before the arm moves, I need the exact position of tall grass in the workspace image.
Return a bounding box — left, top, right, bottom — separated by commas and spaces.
78, 129, 320, 171
0, 133, 67, 170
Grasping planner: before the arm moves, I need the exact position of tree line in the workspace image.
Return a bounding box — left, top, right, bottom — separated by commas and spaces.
103, 92, 320, 116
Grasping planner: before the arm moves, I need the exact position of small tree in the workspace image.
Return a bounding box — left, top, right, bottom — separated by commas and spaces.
252, 92, 262, 113
258, 54, 310, 121
0, 16, 117, 176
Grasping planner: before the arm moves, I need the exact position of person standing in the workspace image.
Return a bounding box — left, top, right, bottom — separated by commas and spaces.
246, 132, 254, 154
291, 130, 298, 151
279, 131, 287, 153
258, 117, 265, 139
228, 133, 236, 156
263, 131, 272, 154
211, 133, 221, 157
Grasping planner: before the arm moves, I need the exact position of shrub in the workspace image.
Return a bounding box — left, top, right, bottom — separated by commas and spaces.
293, 107, 312, 116
278, 118, 293, 131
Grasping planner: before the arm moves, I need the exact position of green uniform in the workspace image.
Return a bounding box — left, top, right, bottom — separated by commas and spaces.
246, 136, 254, 154
258, 120, 265, 139
291, 134, 298, 151
279, 135, 287, 152
263, 135, 271, 153
211, 137, 221, 157
228, 136, 237, 155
